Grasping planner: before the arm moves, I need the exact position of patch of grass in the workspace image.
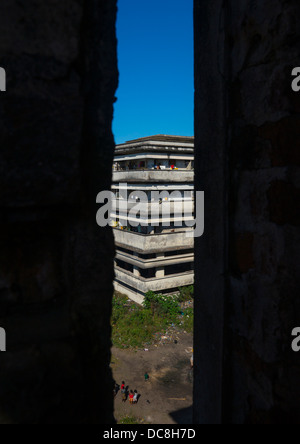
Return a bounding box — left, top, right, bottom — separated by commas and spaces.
181, 307, 194, 333
111, 288, 194, 349
118, 415, 146, 424
112, 302, 169, 349
143, 291, 181, 323
178, 285, 194, 302
110, 354, 120, 370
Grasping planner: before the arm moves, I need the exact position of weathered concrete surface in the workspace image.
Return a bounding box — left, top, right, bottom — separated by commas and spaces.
113, 170, 194, 183
114, 229, 194, 254
112, 199, 194, 215
114, 268, 194, 305
194, 0, 300, 424
0, 0, 118, 424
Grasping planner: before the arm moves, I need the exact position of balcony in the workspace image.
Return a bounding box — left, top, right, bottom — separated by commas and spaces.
113, 228, 194, 253
112, 169, 194, 183
115, 250, 194, 269
111, 199, 194, 220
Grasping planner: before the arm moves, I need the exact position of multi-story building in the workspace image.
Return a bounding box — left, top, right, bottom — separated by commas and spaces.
111, 135, 194, 304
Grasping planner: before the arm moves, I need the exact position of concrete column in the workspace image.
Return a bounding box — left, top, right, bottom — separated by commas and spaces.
133, 266, 140, 276
133, 253, 140, 276
156, 267, 165, 278
156, 253, 165, 278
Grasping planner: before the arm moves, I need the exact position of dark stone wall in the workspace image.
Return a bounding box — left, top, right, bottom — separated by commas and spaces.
0, 0, 118, 424
194, 0, 300, 424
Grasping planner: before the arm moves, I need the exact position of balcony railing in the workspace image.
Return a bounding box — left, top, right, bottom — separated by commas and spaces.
111, 199, 194, 213
112, 169, 194, 183
115, 267, 194, 294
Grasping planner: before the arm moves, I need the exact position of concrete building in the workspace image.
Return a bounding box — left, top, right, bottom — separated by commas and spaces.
111, 135, 194, 304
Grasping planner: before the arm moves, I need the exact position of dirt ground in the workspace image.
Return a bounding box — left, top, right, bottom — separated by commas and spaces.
111, 332, 193, 424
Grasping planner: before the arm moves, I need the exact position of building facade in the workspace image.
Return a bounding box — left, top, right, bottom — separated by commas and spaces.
111, 135, 194, 304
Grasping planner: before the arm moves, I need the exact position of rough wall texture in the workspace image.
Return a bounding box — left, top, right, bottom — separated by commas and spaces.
194, 0, 300, 423
0, 0, 118, 424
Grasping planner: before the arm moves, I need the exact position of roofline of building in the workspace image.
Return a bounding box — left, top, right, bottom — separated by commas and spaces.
115, 135, 194, 155
116, 134, 193, 147
118, 134, 194, 146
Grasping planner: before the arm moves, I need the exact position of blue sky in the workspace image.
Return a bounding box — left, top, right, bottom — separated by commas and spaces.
113, 0, 194, 145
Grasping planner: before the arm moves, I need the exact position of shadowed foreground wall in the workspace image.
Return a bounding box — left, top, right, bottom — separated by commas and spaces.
194, 0, 300, 424
0, 0, 118, 423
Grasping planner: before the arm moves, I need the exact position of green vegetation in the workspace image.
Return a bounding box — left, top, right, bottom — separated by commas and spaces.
143, 291, 181, 323
181, 307, 194, 333
178, 285, 194, 302
118, 415, 148, 424
111, 287, 194, 349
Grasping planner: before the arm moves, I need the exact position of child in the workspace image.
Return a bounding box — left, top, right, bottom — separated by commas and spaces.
121, 381, 126, 402
129, 390, 134, 404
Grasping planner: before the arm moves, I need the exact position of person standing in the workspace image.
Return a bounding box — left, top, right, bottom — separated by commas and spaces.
121, 381, 126, 402
129, 390, 134, 404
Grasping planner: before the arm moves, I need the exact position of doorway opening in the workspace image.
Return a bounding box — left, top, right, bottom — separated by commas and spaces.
111, 0, 194, 425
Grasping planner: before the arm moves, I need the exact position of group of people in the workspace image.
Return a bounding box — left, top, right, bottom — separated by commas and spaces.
154, 163, 176, 170
114, 381, 139, 405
